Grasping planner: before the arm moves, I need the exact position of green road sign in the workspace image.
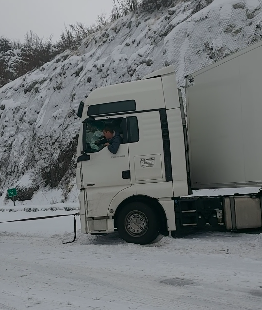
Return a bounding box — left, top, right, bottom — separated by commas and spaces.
7, 188, 17, 198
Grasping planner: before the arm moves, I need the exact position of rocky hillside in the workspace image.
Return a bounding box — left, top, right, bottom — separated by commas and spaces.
0, 0, 262, 203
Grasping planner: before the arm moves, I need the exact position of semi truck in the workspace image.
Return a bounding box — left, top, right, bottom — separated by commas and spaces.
76, 40, 262, 244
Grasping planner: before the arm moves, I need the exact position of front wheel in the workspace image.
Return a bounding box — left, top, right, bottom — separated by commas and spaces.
117, 201, 159, 244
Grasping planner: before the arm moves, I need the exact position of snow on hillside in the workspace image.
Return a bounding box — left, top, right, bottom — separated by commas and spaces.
0, 0, 262, 203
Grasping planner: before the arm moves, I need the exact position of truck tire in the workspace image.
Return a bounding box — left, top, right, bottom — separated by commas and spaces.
117, 201, 159, 244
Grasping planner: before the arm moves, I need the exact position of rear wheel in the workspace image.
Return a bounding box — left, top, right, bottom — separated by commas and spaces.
117, 201, 159, 244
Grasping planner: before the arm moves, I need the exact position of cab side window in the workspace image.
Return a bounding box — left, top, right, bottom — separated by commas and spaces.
82, 116, 139, 154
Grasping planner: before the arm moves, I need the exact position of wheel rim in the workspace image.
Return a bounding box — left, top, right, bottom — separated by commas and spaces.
125, 210, 149, 237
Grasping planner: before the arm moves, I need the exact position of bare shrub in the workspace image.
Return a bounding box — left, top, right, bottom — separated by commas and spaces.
4, 185, 39, 202
40, 136, 78, 189
140, 0, 174, 12
192, 0, 214, 15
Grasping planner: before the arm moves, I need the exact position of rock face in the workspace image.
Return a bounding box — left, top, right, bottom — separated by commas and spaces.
0, 0, 262, 203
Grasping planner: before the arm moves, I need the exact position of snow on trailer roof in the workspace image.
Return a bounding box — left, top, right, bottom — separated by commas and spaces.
188, 40, 262, 78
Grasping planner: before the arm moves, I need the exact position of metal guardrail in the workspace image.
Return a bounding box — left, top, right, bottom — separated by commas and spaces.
0, 212, 80, 244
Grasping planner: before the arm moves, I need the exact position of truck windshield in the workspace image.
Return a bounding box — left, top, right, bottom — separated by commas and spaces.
83, 118, 123, 153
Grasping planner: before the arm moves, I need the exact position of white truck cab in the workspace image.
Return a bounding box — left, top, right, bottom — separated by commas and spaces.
76, 67, 189, 243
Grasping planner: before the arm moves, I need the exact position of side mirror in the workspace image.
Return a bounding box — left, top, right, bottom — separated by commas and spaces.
77, 153, 90, 163
76, 101, 84, 118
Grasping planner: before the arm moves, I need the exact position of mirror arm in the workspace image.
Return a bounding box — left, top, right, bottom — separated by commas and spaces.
77, 153, 90, 163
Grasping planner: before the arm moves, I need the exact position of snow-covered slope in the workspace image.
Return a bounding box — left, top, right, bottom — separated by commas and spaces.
0, 0, 262, 203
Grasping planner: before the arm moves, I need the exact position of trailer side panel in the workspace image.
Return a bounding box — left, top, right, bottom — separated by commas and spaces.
187, 42, 262, 189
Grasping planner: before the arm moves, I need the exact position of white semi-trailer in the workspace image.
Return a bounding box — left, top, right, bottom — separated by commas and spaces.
76, 41, 262, 244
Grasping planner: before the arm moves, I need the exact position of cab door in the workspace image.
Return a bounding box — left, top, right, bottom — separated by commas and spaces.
78, 116, 131, 189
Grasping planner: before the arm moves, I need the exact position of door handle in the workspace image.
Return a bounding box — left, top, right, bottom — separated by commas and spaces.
87, 184, 95, 186
122, 170, 131, 179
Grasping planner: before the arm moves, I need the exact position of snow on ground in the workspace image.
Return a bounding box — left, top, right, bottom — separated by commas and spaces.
0, 203, 262, 310
0, 184, 79, 209
0, 210, 78, 236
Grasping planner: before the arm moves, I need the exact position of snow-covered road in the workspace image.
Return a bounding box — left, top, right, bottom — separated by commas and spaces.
0, 211, 262, 310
